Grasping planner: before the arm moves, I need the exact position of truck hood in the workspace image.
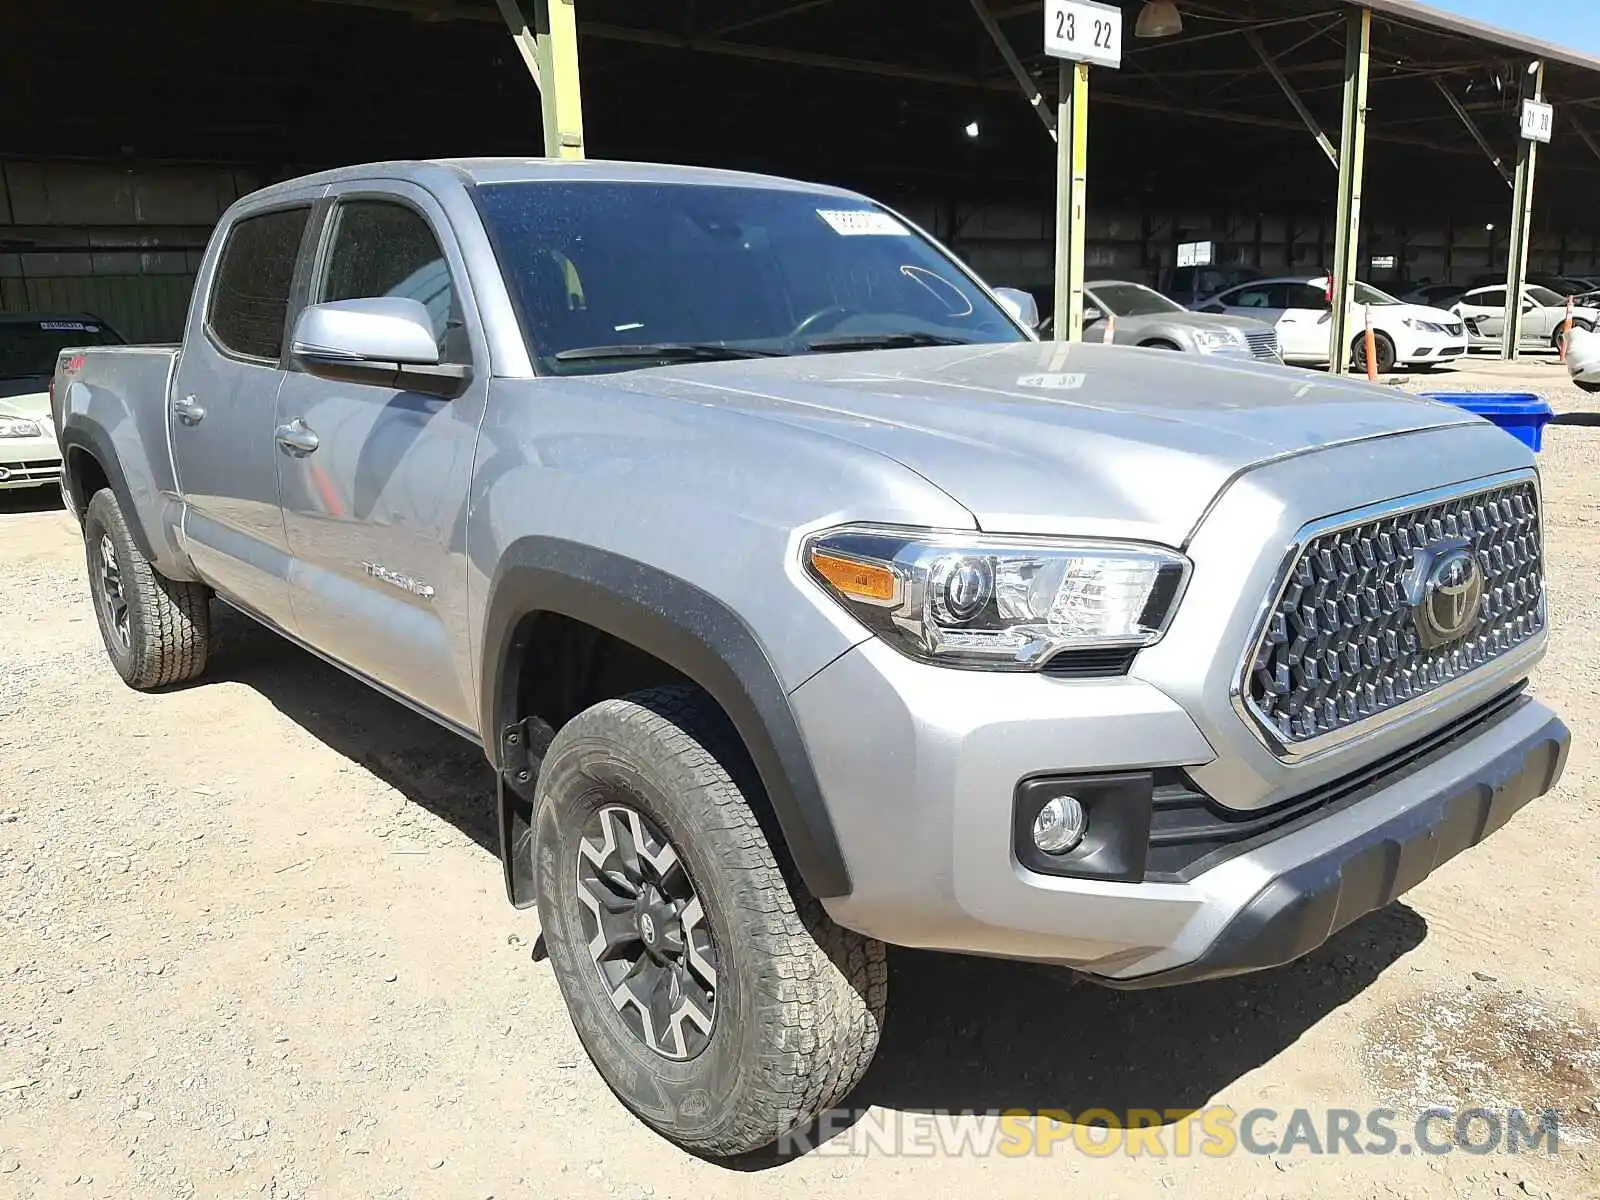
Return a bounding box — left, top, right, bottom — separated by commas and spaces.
606, 341, 1479, 545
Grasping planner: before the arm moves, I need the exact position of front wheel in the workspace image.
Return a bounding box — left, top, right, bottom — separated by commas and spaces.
533, 685, 887, 1157
83, 488, 211, 689
1352, 331, 1397, 374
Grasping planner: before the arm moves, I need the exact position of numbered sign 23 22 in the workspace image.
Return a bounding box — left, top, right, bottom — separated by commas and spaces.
1045, 0, 1123, 69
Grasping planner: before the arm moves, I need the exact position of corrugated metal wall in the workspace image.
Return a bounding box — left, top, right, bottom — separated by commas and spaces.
0, 161, 257, 342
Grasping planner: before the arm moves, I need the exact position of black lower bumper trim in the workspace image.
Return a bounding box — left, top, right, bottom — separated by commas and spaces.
1095, 703, 1569, 990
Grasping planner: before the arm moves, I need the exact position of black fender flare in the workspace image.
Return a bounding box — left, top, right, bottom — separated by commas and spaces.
481, 537, 852, 903
58, 422, 158, 563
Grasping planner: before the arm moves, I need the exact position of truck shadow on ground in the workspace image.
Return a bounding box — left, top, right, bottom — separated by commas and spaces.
852, 904, 1425, 1124
207, 603, 501, 852
205, 603, 1429, 1165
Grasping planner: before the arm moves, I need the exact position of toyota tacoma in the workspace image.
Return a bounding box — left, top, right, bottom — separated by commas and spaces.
51, 158, 1569, 1156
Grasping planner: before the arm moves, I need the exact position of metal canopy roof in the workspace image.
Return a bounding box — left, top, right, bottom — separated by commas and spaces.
5, 0, 1600, 227
1361, 0, 1600, 75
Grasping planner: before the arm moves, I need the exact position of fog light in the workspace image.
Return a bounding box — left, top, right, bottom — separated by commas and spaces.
1032, 795, 1087, 855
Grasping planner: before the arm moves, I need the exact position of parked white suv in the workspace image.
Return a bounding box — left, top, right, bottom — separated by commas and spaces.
1198, 276, 1466, 372
1452, 284, 1598, 353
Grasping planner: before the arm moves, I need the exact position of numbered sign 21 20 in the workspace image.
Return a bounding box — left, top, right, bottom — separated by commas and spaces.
1045, 0, 1124, 69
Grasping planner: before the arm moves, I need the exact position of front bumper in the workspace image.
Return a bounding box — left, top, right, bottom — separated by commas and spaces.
0, 435, 61, 488
793, 636, 1567, 983
1100, 692, 1567, 987
1392, 330, 1467, 364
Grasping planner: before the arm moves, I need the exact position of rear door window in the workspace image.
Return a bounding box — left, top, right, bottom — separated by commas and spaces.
207, 207, 312, 362
1284, 284, 1332, 311
1228, 284, 1287, 310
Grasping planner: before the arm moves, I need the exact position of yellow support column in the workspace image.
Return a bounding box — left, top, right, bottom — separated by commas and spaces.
535, 0, 585, 160
1052, 60, 1090, 342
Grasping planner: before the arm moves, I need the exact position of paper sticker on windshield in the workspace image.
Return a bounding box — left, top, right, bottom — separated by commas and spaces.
39, 321, 89, 332
1016, 373, 1086, 390
817, 209, 911, 237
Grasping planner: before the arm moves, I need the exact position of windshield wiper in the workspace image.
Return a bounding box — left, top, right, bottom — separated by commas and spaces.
801, 332, 975, 353
553, 342, 789, 363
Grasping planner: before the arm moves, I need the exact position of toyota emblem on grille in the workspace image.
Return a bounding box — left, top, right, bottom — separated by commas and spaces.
1403, 540, 1485, 648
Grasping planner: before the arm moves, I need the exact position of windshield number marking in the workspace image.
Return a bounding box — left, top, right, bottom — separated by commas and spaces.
816, 209, 911, 237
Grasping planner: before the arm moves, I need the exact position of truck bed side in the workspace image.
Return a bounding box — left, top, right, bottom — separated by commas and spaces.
54, 345, 198, 582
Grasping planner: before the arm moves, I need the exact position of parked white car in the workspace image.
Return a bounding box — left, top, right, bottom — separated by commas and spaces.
1451, 284, 1599, 353
1196, 276, 1465, 372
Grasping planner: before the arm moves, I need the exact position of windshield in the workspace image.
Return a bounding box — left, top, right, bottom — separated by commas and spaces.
1087, 282, 1183, 318
1526, 285, 1564, 307
1353, 282, 1401, 306
473, 181, 1026, 373
0, 319, 121, 379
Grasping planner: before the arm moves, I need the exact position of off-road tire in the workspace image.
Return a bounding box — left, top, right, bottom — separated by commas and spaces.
533, 684, 887, 1158
83, 488, 211, 689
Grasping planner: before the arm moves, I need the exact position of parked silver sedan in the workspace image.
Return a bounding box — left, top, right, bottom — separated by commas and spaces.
1081, 280, 1282, 362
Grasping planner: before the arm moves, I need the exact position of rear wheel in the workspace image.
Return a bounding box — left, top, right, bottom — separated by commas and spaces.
1555, 319, 1594, 355
533, 685, 887, 1157
83, 488, 211, 689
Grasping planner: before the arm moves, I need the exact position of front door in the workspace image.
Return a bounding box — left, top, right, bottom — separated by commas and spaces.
1461, 288, 1508, 341
275, 184, 487, 731
168, 200, 318, 628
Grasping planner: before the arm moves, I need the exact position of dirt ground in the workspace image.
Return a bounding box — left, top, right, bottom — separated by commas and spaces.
3, 355, 1600, 1200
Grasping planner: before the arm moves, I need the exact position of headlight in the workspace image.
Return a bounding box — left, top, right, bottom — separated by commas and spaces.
0, 418, 43, 439
1193, 329, 1245, 352
804, 526, 1189, 670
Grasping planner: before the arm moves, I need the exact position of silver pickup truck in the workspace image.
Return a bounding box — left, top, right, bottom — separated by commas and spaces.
52, 158, 1569, 1157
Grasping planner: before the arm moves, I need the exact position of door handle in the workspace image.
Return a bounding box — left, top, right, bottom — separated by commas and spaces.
274, 419, 321, 457
172, 395, 206, 426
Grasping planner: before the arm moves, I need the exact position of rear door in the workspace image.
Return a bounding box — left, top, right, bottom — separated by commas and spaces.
168, 196, 320, 626
1280, 282, 1335, 362
274, 183, 488, 731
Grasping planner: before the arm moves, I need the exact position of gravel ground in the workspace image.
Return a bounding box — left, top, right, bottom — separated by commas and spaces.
2, 356, 1599, 1199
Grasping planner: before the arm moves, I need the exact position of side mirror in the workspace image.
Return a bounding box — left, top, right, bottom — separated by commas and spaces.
992, 286, 1041, 331
291, 298, 470, 398
1082, 305, 1105, 325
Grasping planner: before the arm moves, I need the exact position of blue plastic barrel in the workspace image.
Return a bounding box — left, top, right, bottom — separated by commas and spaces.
1419, 392, 1554, 453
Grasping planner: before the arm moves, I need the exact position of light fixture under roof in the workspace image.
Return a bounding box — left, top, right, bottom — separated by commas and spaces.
1135, 1, 1183, 39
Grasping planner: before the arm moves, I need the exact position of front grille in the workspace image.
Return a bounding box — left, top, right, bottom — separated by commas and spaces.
1244, 330, 1281, 361
1244, 479, 1543, 748
0, 458, 61, 483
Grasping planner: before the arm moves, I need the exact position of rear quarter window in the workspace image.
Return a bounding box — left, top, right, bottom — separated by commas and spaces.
207, 207, 312, 361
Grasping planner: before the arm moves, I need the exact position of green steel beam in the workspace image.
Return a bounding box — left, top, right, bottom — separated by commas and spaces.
1328, 7, 1371, 377
1245, 28, 1338, 168
1433, 76, 1514, 187
1502, 60, 1545, 361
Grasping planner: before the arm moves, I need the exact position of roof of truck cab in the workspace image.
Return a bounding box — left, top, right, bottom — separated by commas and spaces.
244, 157, 866, 202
